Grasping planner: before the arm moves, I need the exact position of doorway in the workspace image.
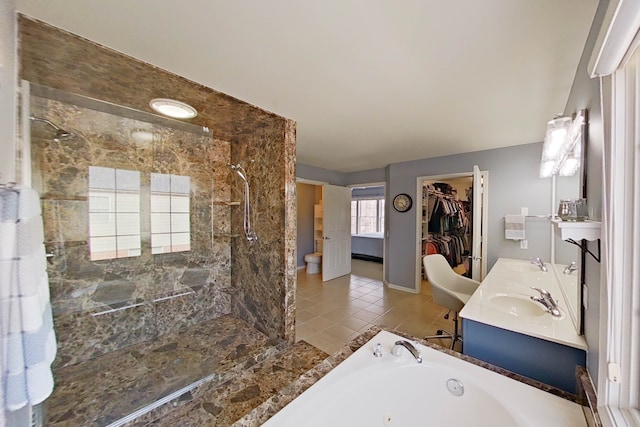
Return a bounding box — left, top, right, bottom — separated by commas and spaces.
295, 180, 352, 282
416, 168, 488, 291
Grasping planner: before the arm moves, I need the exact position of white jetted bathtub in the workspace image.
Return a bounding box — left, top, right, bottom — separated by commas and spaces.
263, 331, 586, 427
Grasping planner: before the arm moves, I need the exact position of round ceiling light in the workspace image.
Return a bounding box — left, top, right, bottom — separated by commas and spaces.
149, 98, 198, 119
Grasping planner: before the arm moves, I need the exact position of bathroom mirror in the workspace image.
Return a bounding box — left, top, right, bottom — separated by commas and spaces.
551, 109, 587, 334
553, 175, 581, 329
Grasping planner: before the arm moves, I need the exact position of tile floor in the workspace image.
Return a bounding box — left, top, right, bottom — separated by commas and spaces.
295, 259, 461, 355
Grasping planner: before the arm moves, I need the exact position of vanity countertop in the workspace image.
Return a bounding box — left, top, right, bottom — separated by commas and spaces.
460, 257, 587, 350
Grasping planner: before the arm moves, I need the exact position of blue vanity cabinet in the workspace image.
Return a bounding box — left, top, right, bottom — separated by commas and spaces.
462, 319, 586, 393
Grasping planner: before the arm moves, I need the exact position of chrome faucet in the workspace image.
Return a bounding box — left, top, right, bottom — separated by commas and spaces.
392, 340, 422, 363
530, 257, 548, 272
563, 261, 578, 275
530, 287, 561, 317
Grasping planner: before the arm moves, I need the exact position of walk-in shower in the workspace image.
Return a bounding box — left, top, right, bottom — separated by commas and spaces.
30, 115, 72, 142
228, 161, 258, 244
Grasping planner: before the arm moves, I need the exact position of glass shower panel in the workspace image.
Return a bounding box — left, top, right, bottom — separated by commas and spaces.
28, 82, 232, 419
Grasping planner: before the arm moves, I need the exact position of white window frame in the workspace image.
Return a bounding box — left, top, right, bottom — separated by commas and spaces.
590, 1, 640, 424
351, 198, 385, 235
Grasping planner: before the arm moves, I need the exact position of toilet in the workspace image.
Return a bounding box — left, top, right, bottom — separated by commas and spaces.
304, 252, 322, 274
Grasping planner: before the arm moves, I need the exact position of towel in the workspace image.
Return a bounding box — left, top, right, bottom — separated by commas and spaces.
505, 214, 526, 240
0, 185, 57, 412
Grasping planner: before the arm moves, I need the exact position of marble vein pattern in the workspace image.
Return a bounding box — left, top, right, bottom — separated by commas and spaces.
20, 14, 296, 427
45, 315, 282, 426
130, 340, 327, 426
30, 93, 233, 368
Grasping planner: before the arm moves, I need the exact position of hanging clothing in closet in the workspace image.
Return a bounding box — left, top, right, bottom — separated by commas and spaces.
424, 182, 471, 269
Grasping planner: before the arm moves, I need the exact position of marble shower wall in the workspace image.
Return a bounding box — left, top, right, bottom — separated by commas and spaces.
230, 118, 297, 342
18, 14, 297, 366
30, 91, 234, 367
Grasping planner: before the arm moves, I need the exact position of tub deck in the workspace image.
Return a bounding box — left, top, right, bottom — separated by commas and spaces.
235, 326, 599, 426
45, 321, 599, 426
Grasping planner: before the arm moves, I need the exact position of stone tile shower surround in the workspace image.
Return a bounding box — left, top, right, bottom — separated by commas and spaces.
19, 14, 297, 345
29, 91, 235, 366
18, 14, 297, 425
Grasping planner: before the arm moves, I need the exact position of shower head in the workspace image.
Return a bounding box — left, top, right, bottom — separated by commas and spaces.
227, 163, 248, 182
30, 115, 72, 141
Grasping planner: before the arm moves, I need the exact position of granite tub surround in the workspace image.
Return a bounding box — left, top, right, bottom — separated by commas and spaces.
131, 340, 327, 426
576, 366, 603, 427
236, 326, 587, 426
46, 315, 283, 426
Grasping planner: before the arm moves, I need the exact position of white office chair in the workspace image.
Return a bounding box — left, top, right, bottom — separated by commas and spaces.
423, 254, 480, 350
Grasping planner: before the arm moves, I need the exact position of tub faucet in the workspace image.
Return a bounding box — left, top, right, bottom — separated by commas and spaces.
530, 257, 548, 272
392, 340, 422, 363
563, 261, 577, 275
530, 287, 561, 317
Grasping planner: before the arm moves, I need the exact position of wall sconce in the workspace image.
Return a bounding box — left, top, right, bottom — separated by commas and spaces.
539, 111, 585, 178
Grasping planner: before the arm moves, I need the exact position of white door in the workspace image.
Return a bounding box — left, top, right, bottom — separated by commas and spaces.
472, 165, 489, 281
322, 184, 352, 281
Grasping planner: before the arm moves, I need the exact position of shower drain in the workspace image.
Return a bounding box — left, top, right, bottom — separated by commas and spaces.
446, 378, 464, 396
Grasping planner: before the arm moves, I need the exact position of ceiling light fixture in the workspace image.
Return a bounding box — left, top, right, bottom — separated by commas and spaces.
149, 98, 198, 119
539, 111, 584, 178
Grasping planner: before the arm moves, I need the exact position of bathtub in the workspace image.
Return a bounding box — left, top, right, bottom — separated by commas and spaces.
262, 331, 586, 427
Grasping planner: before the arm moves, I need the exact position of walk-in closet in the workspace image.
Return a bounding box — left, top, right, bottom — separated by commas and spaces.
421, 177, 473, 277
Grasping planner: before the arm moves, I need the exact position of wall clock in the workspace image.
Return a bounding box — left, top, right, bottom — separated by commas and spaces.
393, 193, 413, 212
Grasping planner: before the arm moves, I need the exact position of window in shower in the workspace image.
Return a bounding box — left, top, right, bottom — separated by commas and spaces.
88, 166, 142, 260
150, 173, 191, 254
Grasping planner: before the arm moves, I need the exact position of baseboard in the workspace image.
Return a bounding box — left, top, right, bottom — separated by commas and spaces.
351, 254, 383, 263
384, 281, 419, 294
297, 265, 306, 270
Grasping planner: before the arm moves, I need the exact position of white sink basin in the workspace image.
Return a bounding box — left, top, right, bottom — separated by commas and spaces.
488, 294, 548, 317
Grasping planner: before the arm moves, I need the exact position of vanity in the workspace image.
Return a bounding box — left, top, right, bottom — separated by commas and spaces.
460, 257, 587, 393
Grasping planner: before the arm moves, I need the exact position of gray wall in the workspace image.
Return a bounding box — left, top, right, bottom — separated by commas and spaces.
562, 0, 608, 386
346, 167, 386, 185
299, 143, 566, 291
296, 183, 317, 267
383, 142, 556, 290
297, 163, 347, 185
0, 0, 17, 183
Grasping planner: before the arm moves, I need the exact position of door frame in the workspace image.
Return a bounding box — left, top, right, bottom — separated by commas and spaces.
348, 181, 387, 282
415, 170, 488, 293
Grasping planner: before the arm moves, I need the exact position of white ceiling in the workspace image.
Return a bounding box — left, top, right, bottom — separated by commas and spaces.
16, 0, 598, 173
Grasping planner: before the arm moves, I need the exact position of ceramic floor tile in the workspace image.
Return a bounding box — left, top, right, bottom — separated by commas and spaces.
323, 323, 359, 342
296, 310, 318, 324
295, 261, 457, 355
303, 331, 346, 355
358, 293, 381, 304
337, 316, 369, 332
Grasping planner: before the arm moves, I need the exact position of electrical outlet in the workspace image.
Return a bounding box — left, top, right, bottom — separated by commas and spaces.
521, 207, 529, 216
520, 239, 528, 249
